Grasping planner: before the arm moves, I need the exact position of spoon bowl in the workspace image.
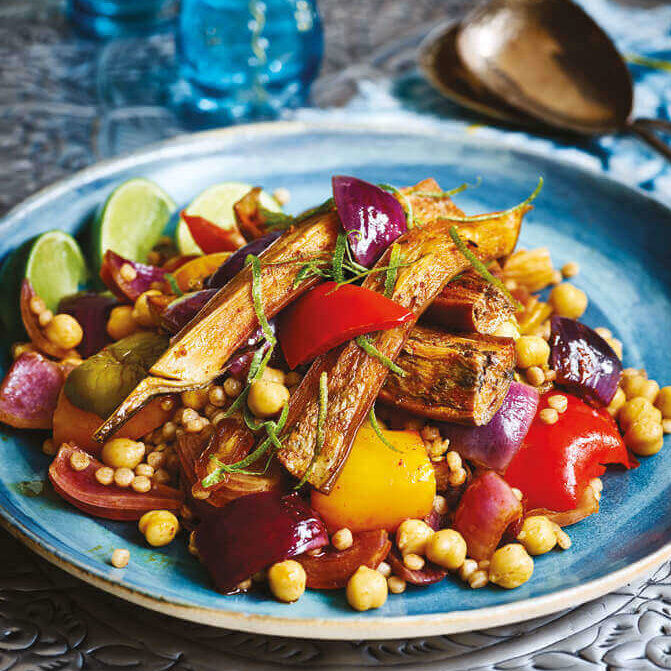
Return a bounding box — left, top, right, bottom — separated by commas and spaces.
420, 0, 671, 160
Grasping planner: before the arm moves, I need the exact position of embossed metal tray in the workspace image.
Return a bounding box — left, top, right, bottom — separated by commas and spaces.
0, 121, 670, 640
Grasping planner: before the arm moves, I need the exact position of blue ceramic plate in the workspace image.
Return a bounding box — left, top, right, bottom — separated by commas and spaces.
1, 122, 670, 640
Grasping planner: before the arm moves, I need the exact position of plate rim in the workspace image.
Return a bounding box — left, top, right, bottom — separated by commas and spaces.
1, 119, 670, 640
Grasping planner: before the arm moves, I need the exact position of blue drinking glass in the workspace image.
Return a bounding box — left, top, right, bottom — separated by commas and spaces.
174, 0, 323, 126
68, 0, 179, 39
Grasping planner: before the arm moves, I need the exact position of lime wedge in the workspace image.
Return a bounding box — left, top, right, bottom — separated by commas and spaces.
176, 182, 281, 255
0, 231, 87, 342
91, 178, 176, 270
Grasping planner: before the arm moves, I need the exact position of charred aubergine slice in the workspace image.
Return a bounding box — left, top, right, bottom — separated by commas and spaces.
94, 211, 341, 441
378, 326, 515, 426
277, 206, 528, 493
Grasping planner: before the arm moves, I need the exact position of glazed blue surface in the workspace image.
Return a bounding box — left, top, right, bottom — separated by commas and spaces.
0, 124, 670, 624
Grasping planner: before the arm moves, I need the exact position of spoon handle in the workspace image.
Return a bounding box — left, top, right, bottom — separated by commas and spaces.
628, 119, 671, 162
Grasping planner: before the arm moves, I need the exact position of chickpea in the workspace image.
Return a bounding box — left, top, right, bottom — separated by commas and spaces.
493, 319, 520, 340
95, 466, 114, 485
208, 385, 227, 408
395, 519, 434, 556
267, 560, 306, 603
106, 305, 139, 340
111, 548, 130, 568
403, 553, 425, 571
69, 451, 90, 471
11, 342, 36, 359
376, 561, 392, 578
114, 467, 135, 488
132, 290, 162, 327
526, 366, 545, 387
433, 495, 448, 515
561, 261, 580, 278
247, 379, 290, 418
262, 366, 286, 385
388, 576, 406, 594
425, 529, 467, 570
655, 386, 671, 419
607, 387, 626, 417
131, 475, 152, 493
101, 438, 145, 469
139, 510, 179, 547
515, 336, 550, 369
517, 516, 557, 555
548, 283, 588, 319
224, 377, 243, 397
621, 374, 659, 402
618, 397, 661, 432
45, 314, 83, 349
488, 544, 534, 589
332, 528, 354, 551
346, 565, 388, 611
42, 439, 57, 456
625, 418, 664, 456
181, 388, 209, 410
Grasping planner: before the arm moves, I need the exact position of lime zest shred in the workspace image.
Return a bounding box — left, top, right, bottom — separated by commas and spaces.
384, 243, 402, 299
295, 371, 328, 489
355, 335, 406, 376
247, 254, 276, 346
201, 403, 289, 486
378, 183, 414, 229
412, 177, 482, 200
369, 405, 400, 452
435, 177, 543, 224
448, 226, 523, 311
164, 273, 184, 297
332, 233, 347, 284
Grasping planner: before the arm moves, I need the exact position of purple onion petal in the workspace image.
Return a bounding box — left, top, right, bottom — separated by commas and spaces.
194, 492, 328, 593
58, 292, 117, 358
206, 232, 282, 289
440, 381, 539, 473
549, 316, 622, 407
103, 250, 167, 302
332, 176, 407, 267
160, 289, 218, 335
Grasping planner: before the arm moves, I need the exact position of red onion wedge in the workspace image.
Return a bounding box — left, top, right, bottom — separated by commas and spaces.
160, 289, 218, 334
59, 292, 117, 358
387, 547, 447, 586
194, 492, 328, 593
49, 444, 182, 520
440, 382, 539, 473
0, 352, 67, 429
453, 471, 523, 561
205, 232, 282, 289
549, 316, 622, 407
332, 176, 407, 267
527, 480, 600, 528
296, 530, 391, 589
100, 250, 167, 303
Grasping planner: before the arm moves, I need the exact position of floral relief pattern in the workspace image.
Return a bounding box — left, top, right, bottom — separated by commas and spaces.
0, 533, 670, 670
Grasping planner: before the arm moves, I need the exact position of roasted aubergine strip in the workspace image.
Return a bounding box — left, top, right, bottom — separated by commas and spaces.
423, 268, 515, 334
94, 212, 341, 442
278, 207, 528, 493
378, 326, 514, 426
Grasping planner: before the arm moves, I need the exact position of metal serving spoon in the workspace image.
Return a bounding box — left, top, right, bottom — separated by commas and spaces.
420, 0, 671, 160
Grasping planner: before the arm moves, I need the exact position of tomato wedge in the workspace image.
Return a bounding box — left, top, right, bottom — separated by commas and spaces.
279, 282, 415, 369
505, 393, 635, 512
181, 210, 246, 253
49, 444, 182, 520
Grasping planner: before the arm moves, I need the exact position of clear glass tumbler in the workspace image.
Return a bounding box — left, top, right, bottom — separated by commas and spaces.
68, 0, 179, 38
174, 0, 323, 125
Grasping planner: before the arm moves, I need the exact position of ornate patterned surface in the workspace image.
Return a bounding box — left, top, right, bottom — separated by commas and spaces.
1, 0, 671, 668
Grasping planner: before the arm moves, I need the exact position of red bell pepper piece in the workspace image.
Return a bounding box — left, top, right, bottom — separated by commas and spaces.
181, 210, 246, 253
505, 393, 635, 512
278, 282, 415, 369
